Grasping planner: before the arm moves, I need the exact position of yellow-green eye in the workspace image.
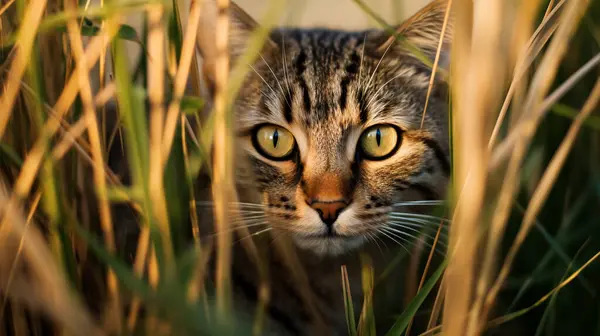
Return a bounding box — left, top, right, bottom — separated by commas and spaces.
253, 124, 296, 160
359, 125, 400, 160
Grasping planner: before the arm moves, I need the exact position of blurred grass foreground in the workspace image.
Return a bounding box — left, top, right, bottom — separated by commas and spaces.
1, 0, 600, 335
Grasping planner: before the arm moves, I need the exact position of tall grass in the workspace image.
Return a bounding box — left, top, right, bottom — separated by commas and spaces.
1, 0, 599, 335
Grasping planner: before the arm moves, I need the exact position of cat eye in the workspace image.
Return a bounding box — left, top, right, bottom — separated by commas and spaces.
252, 124, 296, 160
358, 124, 401, 160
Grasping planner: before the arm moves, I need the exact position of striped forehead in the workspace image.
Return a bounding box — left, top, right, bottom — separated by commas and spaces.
282, 29, 366, 126
235, 28, 432, 133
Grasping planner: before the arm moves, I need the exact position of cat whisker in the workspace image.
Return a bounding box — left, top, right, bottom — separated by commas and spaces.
376, 228, 412, 254
216, 217, 268, 227
366, 72, 406, 108
387, 214, 440, 224
249, 64, 279, 99
381, 225, 422, 242
388, 212, 451, 223
387, 216, 448, 228
195, 205, 268, 213
358, 32, 367, 88
209, 225, 270, 237
386, 222, 449, 244
387, 219, 448, 233
380, 227, 446, 256
386, 218, 446, 233
386, 222, 449, 238
259, 53, 292, 110
280, 34, 294, 105
196, 201, 267, 208
228, 210, 269, 215
366, 230, 387, 255
267, 228, 287, 248
230, 215, 268, 223
364, 37, 395, 94
391, 200, 446, 206
233, 227, 273, 245
202, 220, 266, 232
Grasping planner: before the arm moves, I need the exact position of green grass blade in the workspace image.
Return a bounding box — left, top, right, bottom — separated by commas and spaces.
163, 125, 190, 254
0, 142, 24, 167
533, 241, 589, 336
552, 103, 600, 131
385, 258, 447, 336
358, 254, 376, 336
341, 265, 358, 336
489, 248, 600, 331
112, 37, 170, 273
181, 96, 204, 113
1, 1, 160, 47
25, 38, 79, 285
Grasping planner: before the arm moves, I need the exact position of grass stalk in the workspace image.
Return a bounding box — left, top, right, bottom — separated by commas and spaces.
10, 20, 119, 201
147, 0, 175, 273
419, 0, 452, 128
481, 0, 592, 322
442, 0, 510, 333
405, 222, 445, 335
0, 179, 101, 335
161, 0, 202, 162
65, 5, 122, 331
484, 76, 600, 319
0, 0, 48, 138
210, 0, 234, 320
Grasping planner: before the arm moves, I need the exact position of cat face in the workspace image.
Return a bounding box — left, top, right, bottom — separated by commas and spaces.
198, 0, 453, 256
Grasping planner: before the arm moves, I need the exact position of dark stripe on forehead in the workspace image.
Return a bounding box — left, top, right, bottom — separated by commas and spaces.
339, 77, 350, 111
295, 50, 306, 75
358, 89, 369, 123
339, 51, 361, 112
283, 89, 294, 123
295, 51, 312, 112
299, 78, 311, 112
348, 52, 361, 74
335, 33, 351, 52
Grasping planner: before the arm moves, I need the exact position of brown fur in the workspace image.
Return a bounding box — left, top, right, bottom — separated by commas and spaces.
196, 0, 453, 334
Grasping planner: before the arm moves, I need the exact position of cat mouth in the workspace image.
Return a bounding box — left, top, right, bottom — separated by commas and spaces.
298, 232, 354, 240
295, 232, 363, 245
292, 233, 366, 256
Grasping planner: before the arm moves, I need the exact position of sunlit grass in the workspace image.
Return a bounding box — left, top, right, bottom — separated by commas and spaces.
1, 0, 599, 335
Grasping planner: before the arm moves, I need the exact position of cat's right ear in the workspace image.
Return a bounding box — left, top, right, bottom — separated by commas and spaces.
196, 0, 275, 88
379, 0, 453, 73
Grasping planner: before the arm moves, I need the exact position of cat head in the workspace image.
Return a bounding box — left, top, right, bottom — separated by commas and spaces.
197, 0, 453, 256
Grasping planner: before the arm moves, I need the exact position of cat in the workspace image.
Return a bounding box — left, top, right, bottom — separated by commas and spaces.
193, 0, 454, 335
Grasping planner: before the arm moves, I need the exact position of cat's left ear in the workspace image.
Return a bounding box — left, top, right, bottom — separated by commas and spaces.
380, 0, 453, 73
196, 0, 277, 88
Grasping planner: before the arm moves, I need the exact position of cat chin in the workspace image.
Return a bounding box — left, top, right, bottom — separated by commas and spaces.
291, 235, 366, 257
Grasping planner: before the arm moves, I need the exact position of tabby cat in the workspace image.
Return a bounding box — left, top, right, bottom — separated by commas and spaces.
195, 0, 452, 334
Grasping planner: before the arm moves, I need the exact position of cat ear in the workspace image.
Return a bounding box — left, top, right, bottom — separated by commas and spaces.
380, 0, 453, 71
196, 0, 276, 86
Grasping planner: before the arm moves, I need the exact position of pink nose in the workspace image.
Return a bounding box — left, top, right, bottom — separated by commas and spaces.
309, 200, 347, 227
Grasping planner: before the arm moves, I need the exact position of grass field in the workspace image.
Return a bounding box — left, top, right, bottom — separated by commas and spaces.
0, 0, 599, 335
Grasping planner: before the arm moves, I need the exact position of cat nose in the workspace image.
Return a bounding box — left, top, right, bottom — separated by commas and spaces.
308, 200, 348, 227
